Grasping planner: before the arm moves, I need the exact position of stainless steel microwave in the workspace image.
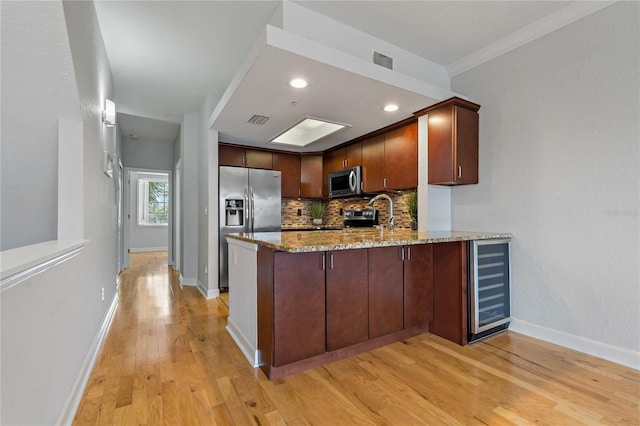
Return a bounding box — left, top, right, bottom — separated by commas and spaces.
328, 166, 362, 198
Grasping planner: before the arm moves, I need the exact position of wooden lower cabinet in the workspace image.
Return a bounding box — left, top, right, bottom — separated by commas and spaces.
368, 246, 404, 339
272, 251, 326, 366
257, 242, 463, 379
326, 250, 369, 351
430, 241, 468, 345
404, 244, 434, 329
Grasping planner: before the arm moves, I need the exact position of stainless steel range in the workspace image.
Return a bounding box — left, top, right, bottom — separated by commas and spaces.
343, 209, 379, 227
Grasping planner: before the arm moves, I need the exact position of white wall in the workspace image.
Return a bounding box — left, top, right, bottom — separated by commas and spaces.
179, 113, 199, 285
451, 2, 639, 359
0, 1, 82, 250
198, 96, 220, 298
279, 1, 450, 90
128, 171, 169, 251
1, 1, 120, 424
122, 136, 175, 170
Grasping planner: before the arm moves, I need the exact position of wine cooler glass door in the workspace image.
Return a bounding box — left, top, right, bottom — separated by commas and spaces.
470, 239, 511, 334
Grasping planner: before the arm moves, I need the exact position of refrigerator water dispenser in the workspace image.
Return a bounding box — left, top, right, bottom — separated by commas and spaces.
225, 199, 244, 227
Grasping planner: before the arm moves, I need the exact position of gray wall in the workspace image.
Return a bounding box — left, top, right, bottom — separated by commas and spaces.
122, 136, 175, 170
179, 112, 199, 284
1, 1, 120, 423
451, 2, 639, 351
0, 1, 81, 250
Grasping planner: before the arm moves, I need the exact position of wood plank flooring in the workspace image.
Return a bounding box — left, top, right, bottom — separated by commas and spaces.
73, 251, 640, 425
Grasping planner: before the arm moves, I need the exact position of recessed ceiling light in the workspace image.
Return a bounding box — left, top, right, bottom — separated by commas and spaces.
270, 117, 350, 147
384, 104, 399, 112
290, 78, 308, 88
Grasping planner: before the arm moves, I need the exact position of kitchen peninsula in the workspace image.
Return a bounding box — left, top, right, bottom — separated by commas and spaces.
226, 228, 511, 380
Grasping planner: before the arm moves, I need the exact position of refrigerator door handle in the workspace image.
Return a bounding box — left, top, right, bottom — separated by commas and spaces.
244, 188, 249, 232
250, 187, 255, 233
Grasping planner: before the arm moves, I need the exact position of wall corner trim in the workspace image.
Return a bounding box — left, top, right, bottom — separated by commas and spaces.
1, 240, 88, 292
197, 279, 220, 299
447, 1, 616, 77
56, 292, 120, 425
509, 318, 640, 371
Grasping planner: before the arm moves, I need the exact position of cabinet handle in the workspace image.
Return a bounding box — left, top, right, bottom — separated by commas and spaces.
407, 246, 411, 260
319, 188, 322, 196
401, 247, 405, 261
330, 253, 334, 269
457, 165, 462, 178
321, 254, 326, 270
384, 178, 388, 188
298, 188, 301, 197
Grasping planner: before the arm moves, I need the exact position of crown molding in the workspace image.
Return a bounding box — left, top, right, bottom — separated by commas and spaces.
447, 1, 617, 77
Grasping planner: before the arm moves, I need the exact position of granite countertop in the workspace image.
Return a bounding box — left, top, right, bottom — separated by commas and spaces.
226, 228, 511, 253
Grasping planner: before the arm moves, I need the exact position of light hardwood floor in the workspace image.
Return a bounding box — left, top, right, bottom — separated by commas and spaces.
73, 251, 640, 425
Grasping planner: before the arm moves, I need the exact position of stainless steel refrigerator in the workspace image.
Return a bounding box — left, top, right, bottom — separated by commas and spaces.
219, 166, 281, 290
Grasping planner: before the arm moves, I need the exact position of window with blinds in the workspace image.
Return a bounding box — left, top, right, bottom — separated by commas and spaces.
137, 173, 169, 226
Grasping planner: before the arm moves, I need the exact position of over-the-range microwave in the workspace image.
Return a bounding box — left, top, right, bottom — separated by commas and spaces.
328, 166, 362, 198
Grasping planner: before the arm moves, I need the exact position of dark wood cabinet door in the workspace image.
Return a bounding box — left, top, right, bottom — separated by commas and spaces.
273, 152, 301, 198
273, 251, 326, 366
454, 106, 479, 185
368, 246, 404, 339
326, 249, 369, 351
346, 142, 362, 168
431, 241, 468, 345
219, 145, 245, 167
300, 153, 323, 199
384, 121, 418, 190
322, 149, 343, 196
361, 134, 385, 192
404, 244, 434, 329
423, 98, 479, 185
245, 149, 273, 169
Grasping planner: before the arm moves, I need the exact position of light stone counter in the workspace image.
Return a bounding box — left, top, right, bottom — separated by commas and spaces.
226, 228, 511, 253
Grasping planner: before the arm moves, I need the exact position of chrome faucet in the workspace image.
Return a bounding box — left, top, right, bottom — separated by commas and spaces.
368, 194, 394, 232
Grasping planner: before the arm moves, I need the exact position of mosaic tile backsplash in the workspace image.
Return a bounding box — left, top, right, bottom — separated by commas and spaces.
282, 191, 417, 229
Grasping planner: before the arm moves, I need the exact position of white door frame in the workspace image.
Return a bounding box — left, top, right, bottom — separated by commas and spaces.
174, 159, 182, 272
117, 159, 124, 274
123, 167, 173, 268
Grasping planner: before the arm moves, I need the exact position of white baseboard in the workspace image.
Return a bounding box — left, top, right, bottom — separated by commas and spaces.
179, 273, 197, 286
510, 318, 640, 370
57, 292, 119, 425
129, 247, 168, 253
197, 279, 220, 299
226, 320, 259, 368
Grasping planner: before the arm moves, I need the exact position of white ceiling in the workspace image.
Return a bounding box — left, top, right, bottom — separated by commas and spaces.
93, 0, 604, 150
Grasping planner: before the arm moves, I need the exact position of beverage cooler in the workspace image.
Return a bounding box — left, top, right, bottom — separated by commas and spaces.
468, 238, 512, 343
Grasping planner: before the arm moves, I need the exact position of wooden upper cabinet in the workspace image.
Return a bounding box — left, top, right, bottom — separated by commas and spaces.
361, 134, 386, 192
300, 153, 323, 199
384, 121, 417, 190
416, 97, 480, 186
245, 149, 273, 169
218, 144, 273, 169
272, 152, 301, 199
322, 143, 362, 195
361, 120, 417, 192
218, 145, 245, 167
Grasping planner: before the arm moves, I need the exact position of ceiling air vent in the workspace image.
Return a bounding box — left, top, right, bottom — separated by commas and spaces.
373, 51, 393, 70
247, 114, 270, 125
